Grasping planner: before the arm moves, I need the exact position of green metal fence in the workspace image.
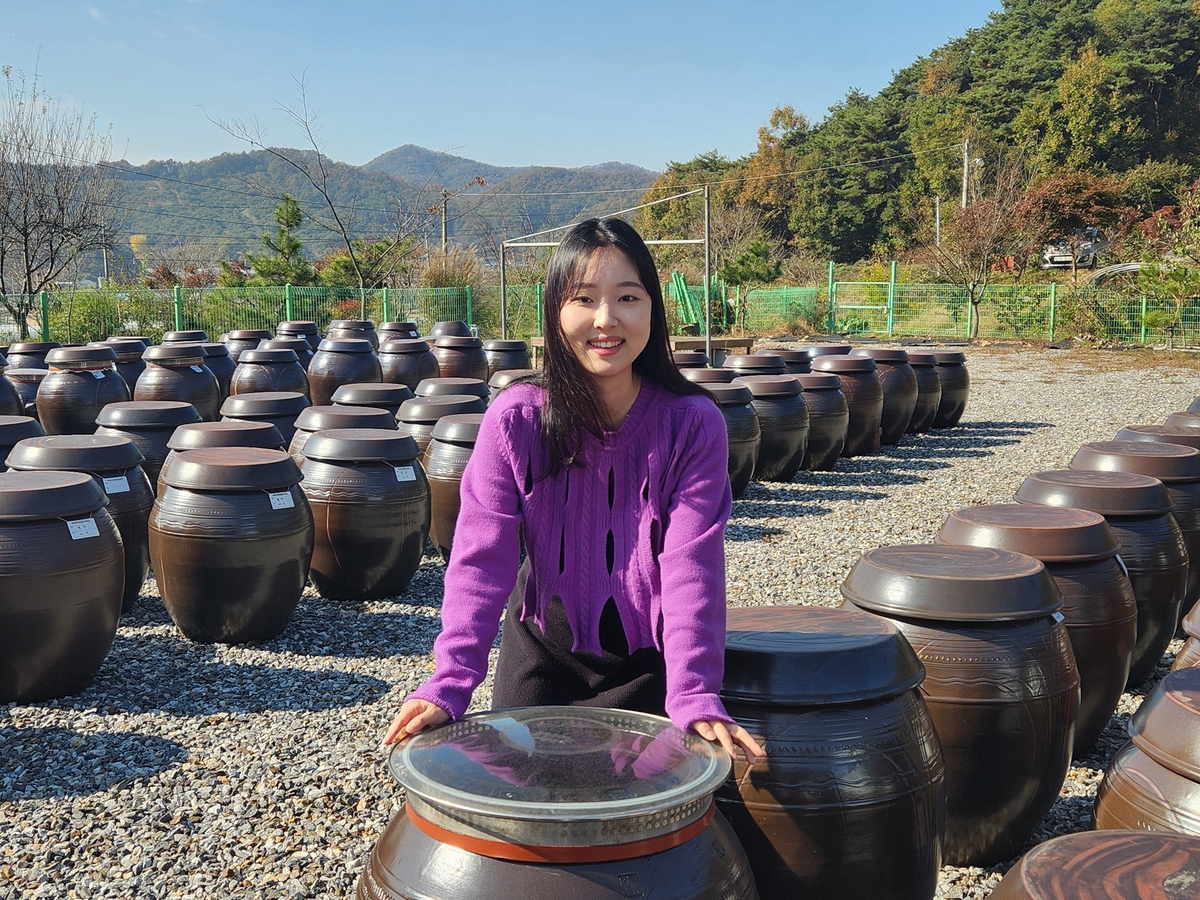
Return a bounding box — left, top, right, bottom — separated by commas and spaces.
1070, 290, 1200, 346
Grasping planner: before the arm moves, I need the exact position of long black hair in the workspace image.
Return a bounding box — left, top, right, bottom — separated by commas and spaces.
537, 217, 707, 474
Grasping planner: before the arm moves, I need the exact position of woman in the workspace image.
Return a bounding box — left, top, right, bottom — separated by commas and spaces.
384, 217, 763, 762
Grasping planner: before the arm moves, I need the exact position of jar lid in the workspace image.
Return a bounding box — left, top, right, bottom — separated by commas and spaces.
108, 335, 151, 346
840, 544, 1062, 621
46, 346, 117, 365
331, 383, 414, 406
378, 338, 433, 355
398, 395, 487, 422
434, 335, 483, 349
388, 706, 729, 848
1116, 425, 1200, 451
701, 383, 753, 406
764, 349, 812, 364
143, 343, 205, 363
800, 344, 851, 357
293, 404, 396, 433
672, 351, 708, 367
483, 339, 528, 351
167, 420, 285, 451
851, 348, 910, 364
1015, 470, 1174, 516
7, 434, 145, 473
1129, 667, 1200, 781
722, 606, 924, 704
430, 320, 472, 336
1184, 602, 1200, 641
906, 351, 938, 366
812, 355, 877, 373
200, 342, 229, 358
236, 348, 299, 365
937, 504, 1119, 562
416, 377, 489, 400
1165, 412, 1200, 430
301, 428, 420, 463
797, 373, 842, 390
8, 342, 62, 354
723, 354, 784, 371
6, 368, 47, 383
98, 339, 147, 356
1070, 440, 1200, 484
732, 374, 802, 397
328, 319, 376, 331
0, 469, 108, 520
259, 338, 310, 353
162, 447, 302, 491
277, 320, 319, 334
162, 330, 208, 343
315, 338, 375, 354
0, 416, 45, 444
680, 368, 736, 384
933, 351, 966, 364
227, 329, 273, 340
96, 401, 202, 429
488, 369, 538, 390
220, 391, 310, 417
431, 413, 484, 445
380, 321, 418, 333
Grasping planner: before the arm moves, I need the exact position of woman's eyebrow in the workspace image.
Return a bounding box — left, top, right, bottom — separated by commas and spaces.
576, 281, 645, 289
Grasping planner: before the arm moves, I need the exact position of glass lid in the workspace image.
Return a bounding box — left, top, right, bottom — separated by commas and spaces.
389, 706, 729, 822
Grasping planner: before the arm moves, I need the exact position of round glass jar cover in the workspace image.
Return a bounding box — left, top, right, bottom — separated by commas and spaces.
388, 706, 729, 847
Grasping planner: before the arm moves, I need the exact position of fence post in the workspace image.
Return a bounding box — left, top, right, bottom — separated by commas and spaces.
381, 287, 390, 323
886, 261, 897, 337
285, 283, 294, 321
465, 285, 474, 327
967, 295, 974, 339
173, 285, 183, 331
1048, 283, 1057, 342
39, 291, 49, 340
1141, 297, 1148, 344
536, 283, 544, 336
826, 261, 836, 332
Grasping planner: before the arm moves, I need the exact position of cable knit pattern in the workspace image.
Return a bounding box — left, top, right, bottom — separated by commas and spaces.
409, 378, 735, 732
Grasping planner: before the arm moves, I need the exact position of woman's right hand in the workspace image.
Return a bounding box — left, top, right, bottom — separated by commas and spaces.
381, 698, 450, 746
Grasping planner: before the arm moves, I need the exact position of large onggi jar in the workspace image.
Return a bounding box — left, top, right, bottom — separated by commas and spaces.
288, 404, 397, 465
723, 354, 785, 377
425, 413, 482, 560
681, 367, 736, 386
716, 606, 944, 900
811, 355, 883, 457
930, 350, 969, 428
415, 376, 489, 407
396, 395, 487, 455
331, 382, 413, 419
149, 447, 314, 643
0, 355, 23, 416
799, 343, 851, 358
136, 344, 221, 421
259, 337, 314, 371
36, 346, 131, 435
301, 429, 430, 600
904, 352, 942, 434
0, 417, 45, 470
732, 375, 808, 483
851, 348, 917, 445
796, 373, 848, 471
200, 343, 235, 401
230, 348, 310, 399
7, 368, 46, 420
673, 351, 708, 369
1117, 424, 1200, 453
379, 339, 440, 391
762, 349, 811, 375
482, 339, 530, 380
841, 544, 1079, 867
432, 335, 488, 380
488, 369, 538, 402
0, 470, 124, 702
276, 320, 321, 353
429, 320, 472, 337
97, 338, 148, 394
700, 383, 759, 500
94, 401, 202, 490
6, 341, 62, 370
223, 329, 273, 363
379, 321, 420, 342
326, 319, 379, 348
219, 391, 310, 447
162, 330, 208, 344
159, 420, 286, 491
308, 338, 382, 407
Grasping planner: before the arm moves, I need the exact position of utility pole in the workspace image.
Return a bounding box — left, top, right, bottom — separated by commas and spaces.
441, 189, 449, 252
961, 138, 970, 209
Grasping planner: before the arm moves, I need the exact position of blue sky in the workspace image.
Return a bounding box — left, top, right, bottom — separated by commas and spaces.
3, 1, 1002, 171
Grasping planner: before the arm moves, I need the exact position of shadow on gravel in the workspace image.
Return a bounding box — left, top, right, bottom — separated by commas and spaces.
0, 726, 188, 800
268, 600, 444, 660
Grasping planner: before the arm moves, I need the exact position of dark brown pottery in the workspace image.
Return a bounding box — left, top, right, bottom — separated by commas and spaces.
259, 337, 315, 371
229, 348, 310, 399
1127, 667, 1200, 783
700, 384, 759, 500
1174, 603, 1200, 671
1016, 470, 1187, 687
159, 420, 286, 491
796, 373, 849, 470
331, 382, 414, 419
6, 342, 62, 370
308, 338, 382, 407
681, 367, 737, 385
162, 330, 208, 344
219, 391, 310, 446
136, 344, 221, 421
301, 429, 430, 600
0, 470, 123, 702
429, 320, 472, 338
94, 401, 202, 491
288, 404, 397, 466
414, 376, 489, 406
326, 319, 379, 349
37, 347, 131, 435
811, 355, 882, 457
930, 351, 969, 428
199, 343, 235, 401
724, 354, 785, 377
0, 357, 21, 417
379, 321, 420, 342
716, 606, 944, 900
396, 395, 487, 455
731, 375, 808, 483
483, 339, 531, 379
1094, 741, 1200, 834
96, 339, 147, 393
7, 435, 153, 611
761, 348, 811, 375
1116, 425, 1200, 453
488, 368, 538, 401
108, 336, 151, 347
7, 368, 46, 420
223, 329, 273, 363
379, 339, 440, 391
0, 417, 45, 471
799, 344, 852, 357
988, 830, 1200, 900
432, 335, 488, 381
276, 320, 321, 352
905, 351, 942, 434
1166, 412, 1200, 430
936, 504, 1137, 753
673, 351, 708, 369
840, 544, 1079, 866
149, 447, 314, 643
851, 348, 917, 445
424, 414, 482, 560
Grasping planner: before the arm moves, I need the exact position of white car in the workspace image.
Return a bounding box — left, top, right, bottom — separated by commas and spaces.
1042, 227, 1111, 269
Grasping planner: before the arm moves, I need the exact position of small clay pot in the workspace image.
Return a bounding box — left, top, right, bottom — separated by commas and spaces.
37, 347, 131, 435
229, 348, 310, 399
276, 320, 321, 353
673, 351, 708, 369
415, 377, 489, 407
396, 395, 487, 455
223, 329, 274, 363
159, 420, 286, 491
796, 373, 849, 470
701, 384, 759, 499
7, 368, 46, 420
136, 344, 221, 421
761, 348, 811, 375
379, 321, 420, 342
732, 375, 808, 483
681, 368, 737, 385
432, 336, 488, 381
200, 344, 235, 401
94, 401, 202, 490
326, 319, 379, 349
429, 320, 472, 337
851, 348, 917, 445
379, 339, 440, 391
259, 337, 314, 371
288, 404, 397, 466
97, 339, 148, 394
930, 351, 969, 428
219, 391, 311, 446
904, 351, 942, 434
162, 330, 208, 344
724, 354, 785, 377
425, 414, 483, 560
811, 355, 882, 457
0, 416, 45, 471
308, 338, 383, 407
331, 382, 414, 419
6, 342, 63, 370
483, 339, 531, 379
488, 369, 538, 401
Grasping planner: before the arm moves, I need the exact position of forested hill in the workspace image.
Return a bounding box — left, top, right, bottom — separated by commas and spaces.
638, 0, 1200, 262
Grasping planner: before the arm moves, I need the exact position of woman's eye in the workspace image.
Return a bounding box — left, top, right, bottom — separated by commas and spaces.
620, 294, 642, 302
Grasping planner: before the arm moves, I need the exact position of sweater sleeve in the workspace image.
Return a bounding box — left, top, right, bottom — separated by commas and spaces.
657, 401, 735, 732
407, 402, 526, 720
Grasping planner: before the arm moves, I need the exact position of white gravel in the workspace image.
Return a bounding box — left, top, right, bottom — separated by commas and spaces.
1, 345, 1197, 899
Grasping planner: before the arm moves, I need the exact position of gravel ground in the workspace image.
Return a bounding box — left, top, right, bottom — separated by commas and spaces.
2, 345, 1198, 899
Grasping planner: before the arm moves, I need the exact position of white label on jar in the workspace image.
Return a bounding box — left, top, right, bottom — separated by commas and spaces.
268, 491, 295, 510
102, 475, 130, 494
91, 370, 106, 380
190, 365, 204, 373
1052, 612, 1065, 624
1116, 554, 1130, 578
67, 518, 100, 540
394, 466, 416, 482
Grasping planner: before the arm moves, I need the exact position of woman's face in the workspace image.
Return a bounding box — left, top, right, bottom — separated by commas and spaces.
558, 247, 652, 385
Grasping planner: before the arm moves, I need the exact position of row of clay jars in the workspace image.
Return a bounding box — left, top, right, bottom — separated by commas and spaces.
229, 348, 310, 399
308, 339, 383, 407
36, 347, 131, 435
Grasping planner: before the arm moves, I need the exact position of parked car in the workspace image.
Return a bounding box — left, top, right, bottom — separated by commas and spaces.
1042, 227, 1111, 269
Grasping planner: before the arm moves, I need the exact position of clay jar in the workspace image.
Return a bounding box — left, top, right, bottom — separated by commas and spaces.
796, 374, 849, 471
7, 435, 154, 612
432, 335, 488, 381
0, 417, 45, 470
159, 420, 286, 491
673, 351, 708, 369
415, 376, 489, 407
6, 341, 62, 369
35, 346, 131, 436
732, 375, 808, 483
97, 339, 148, 393
1116, 424, 1200, 453
429, 320, 472, 337
288, 405, 397, 466
1016, 470, 1188, 687
811, 355, 883, 457
482, 339, 531, 379
0, 470, 124, 703
219, 391, 310, 446
840, 544, 1080, 867
936, 504, 1137, 754
94, 401, 202, 490
700, 383, 759, 500
162, 330, 208, 344
0, 356, 22, 416
200, 344, 235, 401
904, 352, 943, 434
488, 369, 538, 401
424, 413, 483, 560
259, 337, 314, 371
930, 351, 969, 428
308, 338, 382, 407
276, 320, 321, 352
716, 606, 945, 900
136, 344, 221, 421
1175, 604, 1200, 670
301, 429, 430, 600
724, 354, 786, 377
150, 448, 313, 643
396, 395, 487, 455
1070, 440, 1200, 622
331, 382, 414, 419
681, 367, 736, 386
379, 339, 440, 391
379, 321, 420, 342
229, 348, 310, 399
222, 329, 272, 363
762, 349, 811, 375
799, 344, 851, 358
326, 319, 379, 348
851, 348, 917, 445
7, 369, 46, 419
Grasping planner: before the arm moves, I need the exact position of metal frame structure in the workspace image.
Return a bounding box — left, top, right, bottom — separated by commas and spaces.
499, 186, 715, 361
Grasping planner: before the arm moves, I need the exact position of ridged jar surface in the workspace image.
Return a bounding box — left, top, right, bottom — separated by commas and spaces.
1166, 482, 1200, 620
148, 485, 314, 643
300, 458, 430, 600
308, 350, 382, 407
719, 403, 759, 499
484, 348, 531, 380
0, 509, 124, 702
113, 359, 146, 394
1175, 638, 1200, 670
874, 362, 918, 445
0, 374, 25, 416
204, 354, 235, 401
747, 395, 808, 483
717, 689, 944, 900
424, 440, 474, 560
230, 360, 310, 399
799, 387, 848, 471
431, 345, 488, 381
907, 367, 942, 434
135, 364, 221, 421
1095, 741, 1200, 834
380, 350, 439, 391
835, 371, 883, 457
37, 370, 131, 434
931, 363, 969, 428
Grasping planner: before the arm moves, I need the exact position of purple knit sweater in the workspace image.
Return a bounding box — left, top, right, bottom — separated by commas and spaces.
408, 378, 735, 731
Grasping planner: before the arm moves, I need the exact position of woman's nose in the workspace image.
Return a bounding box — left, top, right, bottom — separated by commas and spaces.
593, 299, 619, 328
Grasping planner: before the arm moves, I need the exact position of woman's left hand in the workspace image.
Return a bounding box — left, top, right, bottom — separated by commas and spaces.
692, 720, 765, 765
